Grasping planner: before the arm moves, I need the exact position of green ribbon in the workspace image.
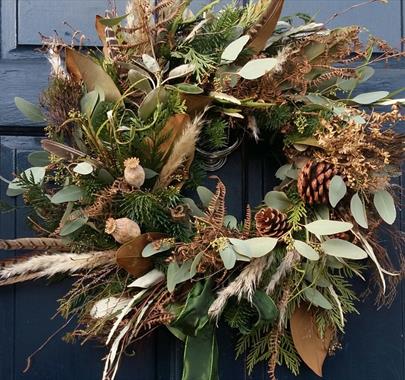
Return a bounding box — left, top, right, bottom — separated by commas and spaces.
181, 323, 218, 380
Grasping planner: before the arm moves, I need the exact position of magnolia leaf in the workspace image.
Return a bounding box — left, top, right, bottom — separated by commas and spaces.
305, 220, 353, 235
142, 240, 174, 257
209, 91, 241, 105
116, 233, 165, 277
142, 54, 160, 73
328, 175, 346, 207
350, 193, 368, 228
303, 288, 332, 310
28, 151, 50, 167
167, 64, 195, 80
14, 97, 45, 122
174, 83, 204, 94
321, 239, 368, 260
65, 48, 121, 102
264, 191, 291, 211
197, 186, 214, 208
291, 304, 333, 377
221, 35, 250, 62
80, 90, 99, 116
127, 269, 165, 288
73, 162, 94, 175
90, 296, 132, 319
128, 69, 153, 93
373, 190, 396, 225
98, 14, 128, 27
224, 215, 238, 229
352, 91, 389, 105
238, 58, 278, 80
294, 240, 319, 261
51, 185, 83, 204
219, 245, 237, 269
229, 237, 278, 258
138, 86, 167, 121
60, 215, 88, 236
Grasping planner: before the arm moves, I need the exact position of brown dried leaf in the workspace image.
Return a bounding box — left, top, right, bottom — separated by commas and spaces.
247, 0, 284, 54
116, 233, 167, 277
181, 94, 212, 116
290, 304, 333, 377
65, 48, 121, 102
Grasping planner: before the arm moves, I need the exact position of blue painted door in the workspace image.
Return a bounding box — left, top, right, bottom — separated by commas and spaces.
0, 1, 404, 379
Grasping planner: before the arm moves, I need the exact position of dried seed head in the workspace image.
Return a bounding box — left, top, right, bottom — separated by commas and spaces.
123, 157, 145, 188
105, 217, 141, 244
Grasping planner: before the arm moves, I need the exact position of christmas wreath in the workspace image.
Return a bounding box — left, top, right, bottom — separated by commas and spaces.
1, 0, 404, 379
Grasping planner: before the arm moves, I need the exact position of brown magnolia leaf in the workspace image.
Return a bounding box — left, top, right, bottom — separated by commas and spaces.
181, 94, 212, 116
65, 48, 121, 102
158, 114, 191, 158
116, 233, 167, 277
247, 0, 285, 54
290, 304, 333, 377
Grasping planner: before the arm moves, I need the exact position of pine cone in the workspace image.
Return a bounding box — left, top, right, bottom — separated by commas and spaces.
255, 207, 290, 238
297, 160, 337, 205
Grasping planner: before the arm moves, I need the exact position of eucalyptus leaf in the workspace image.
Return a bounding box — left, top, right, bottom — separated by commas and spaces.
238, 58, 278, 80
373, 190, 396, 225
328, 175, 346, 207
73, 162, 94, 175
303, 288, 332, 309
264, 191, 291, 212
60, 216, 88, 236
6, 180, 25, 197
183, 198, 205, 217
142, 240, 174, 257
128, 69, 153, 93
98, 13, 128, 27
197, 186, 214, 208
350, 193, 368, 228
138, 87, 167, 121
275, 164, 293, 180
352, 91, 389, 105
190, 251, 204, 278
321, 239, 368, 260
229, 237, 278, 258
219, 246, 237, 269
28, 151, 50, 167
174, 83, 204, 94
224, 215, 238, 229
142, 54, 160, 73
7, 166, 46, 196
221, 35, 250, 62
294, 240, 319, 261
14, 97, 45, 122
357, 66, 375, 83
144, 168, 158, 179
167, 260, 193, 293
305, 220, 353, 235
51, 185, 83, 204
167, 64, 195, 80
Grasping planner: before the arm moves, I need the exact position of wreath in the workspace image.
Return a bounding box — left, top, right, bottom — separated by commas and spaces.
1, 0, 404, 379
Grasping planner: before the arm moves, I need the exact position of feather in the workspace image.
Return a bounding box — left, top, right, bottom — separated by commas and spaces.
0, 250, 115, 285
247, 0, 285, 54
41, 139, 86, 160
0, 237, 69, 251
154, 112, 205, 189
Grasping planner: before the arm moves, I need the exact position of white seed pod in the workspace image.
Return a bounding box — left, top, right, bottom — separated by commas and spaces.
123, 157, 145, 188
105, 217, 141, 244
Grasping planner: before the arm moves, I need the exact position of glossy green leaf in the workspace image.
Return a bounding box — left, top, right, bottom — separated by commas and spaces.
51, 185, 83, 204
305, 220, 353, 235
197, 186, 214, 208
98, 13, 128, 27
14, 97, 45, 122
373, 190, 396, 225
303, 288, 332, 309
73, 162, 94, 175
238, 58, 278, 80
294, 240, 320, 261
328, 175, 346, 207
219, 246, 237, 269
221, 34, 250, 62
264, 191, 291, 211
60, 216, 88, 236
251, 290, 278, 326
352, 91, 389, 105
350, 193, 368, 228
28, 151, 50, 167
321, 239, 368, 260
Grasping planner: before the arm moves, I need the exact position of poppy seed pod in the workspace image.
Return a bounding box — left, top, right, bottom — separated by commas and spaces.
124, 157, 145, 188
105, 217, 141, 244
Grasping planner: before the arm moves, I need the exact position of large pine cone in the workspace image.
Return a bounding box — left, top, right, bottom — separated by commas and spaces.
255, 207, 290, 238
297, 160, 337, 205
